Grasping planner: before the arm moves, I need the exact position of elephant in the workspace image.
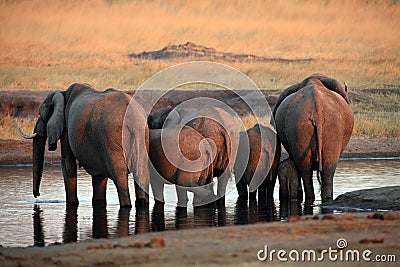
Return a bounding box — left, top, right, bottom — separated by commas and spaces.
149, 125, 215, 207
273, 74, 354, 203
148, 106, 240, 205
278, 158, 302, 201
18, 83, 150, 208
234, 124, 280, 205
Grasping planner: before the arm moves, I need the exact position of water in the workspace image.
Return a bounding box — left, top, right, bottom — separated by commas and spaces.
0, 159, 399, 247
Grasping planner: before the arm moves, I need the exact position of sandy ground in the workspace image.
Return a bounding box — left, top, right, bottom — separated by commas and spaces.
0, 212, 399, 266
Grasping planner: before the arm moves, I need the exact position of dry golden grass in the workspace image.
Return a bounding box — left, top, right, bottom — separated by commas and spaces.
0, 0, 399, 90
0, 116, 36, 140
0, 0, 399, 138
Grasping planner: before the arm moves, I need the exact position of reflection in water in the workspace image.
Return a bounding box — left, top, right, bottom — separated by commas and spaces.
1, 159, 399, 247
63, 204, 78, 243
33, 204, 45, 247
151, 202, 165, 232
116, 208, 131, 237
93, 205, 108, 239
175, 207, 189, 230
234, 199, 277, 225
135, 206, 150, 234
279, 201, 302, 220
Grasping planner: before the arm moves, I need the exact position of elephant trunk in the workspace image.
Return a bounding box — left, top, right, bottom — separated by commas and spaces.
32, 118, 47, 198
33, 135, 46, 198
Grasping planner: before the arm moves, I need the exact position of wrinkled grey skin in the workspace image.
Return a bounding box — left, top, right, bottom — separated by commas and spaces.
148, 106, 239, 205
234, 124, 279, 205
19, 83, 150, 208
278, 158, 302, 201
149, 125, 215, 207
273, 74, 354, 204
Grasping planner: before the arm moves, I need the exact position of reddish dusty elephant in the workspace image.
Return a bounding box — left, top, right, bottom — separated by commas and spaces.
273, 74, 354, 203
18, 83, 150, 208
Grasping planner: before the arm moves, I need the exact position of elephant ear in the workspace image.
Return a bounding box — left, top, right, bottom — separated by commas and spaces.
221, 128, 232, 172
164, 109, 181, 127
320, 77, 350, 103
47, 92, 65, 151
34, 116, 47, 137
272, 82, 302, 117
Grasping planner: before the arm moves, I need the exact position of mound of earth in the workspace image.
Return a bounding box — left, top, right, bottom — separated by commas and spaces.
333, 186, 400, 211
129, 42, 312, 63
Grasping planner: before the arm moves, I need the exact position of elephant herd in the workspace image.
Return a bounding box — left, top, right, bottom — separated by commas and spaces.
18, 74, 354, 211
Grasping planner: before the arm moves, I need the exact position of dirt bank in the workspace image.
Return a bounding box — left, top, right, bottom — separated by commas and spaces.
1, 212, 399, 266
0, 89, 280, 118
1, 136, 399, 166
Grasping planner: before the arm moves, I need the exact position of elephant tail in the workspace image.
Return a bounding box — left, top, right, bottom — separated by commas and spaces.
313, 112, 323, 186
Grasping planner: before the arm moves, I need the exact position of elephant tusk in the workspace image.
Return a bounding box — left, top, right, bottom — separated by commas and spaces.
17, 124, 38, 139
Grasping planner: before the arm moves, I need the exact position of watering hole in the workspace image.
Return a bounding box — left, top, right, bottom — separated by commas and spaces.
0, 158, 399, 247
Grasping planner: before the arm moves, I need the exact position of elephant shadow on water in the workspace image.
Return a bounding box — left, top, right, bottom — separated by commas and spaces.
234, 198, 277, 225
32, 204, 150, 246
150, 201, 227, 231
31, 200, 323, 246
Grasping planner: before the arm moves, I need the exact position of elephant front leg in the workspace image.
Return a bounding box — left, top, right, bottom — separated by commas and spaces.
150, 174, 165, 204
61, 135, 78, 205
176, 186, 189, 207
257, 179, 267, 207
217, 172, 231, 206
134, 181, 148, 208
192, 183, 215, 207
92, 175, 107, 207
235, 176, 248, 202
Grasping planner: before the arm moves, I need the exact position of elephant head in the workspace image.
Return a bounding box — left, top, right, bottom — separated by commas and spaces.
18, 91, 66, 198
278, 158, 301, 201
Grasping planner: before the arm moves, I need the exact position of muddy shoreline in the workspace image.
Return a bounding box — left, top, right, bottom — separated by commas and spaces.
1, 212, 399, 266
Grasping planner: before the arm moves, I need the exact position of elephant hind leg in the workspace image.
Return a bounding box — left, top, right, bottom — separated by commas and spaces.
299, 169, 315, 203
217, 172, 231, 207
236, 176, 248, 202
321, 163, 337, 203
92, 175, 107, 207
297, 177, 304, 203
112, 168, 132, 208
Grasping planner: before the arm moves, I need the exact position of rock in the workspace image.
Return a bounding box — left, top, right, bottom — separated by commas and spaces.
149, 237, 165, 248
359, 238, 384, 244
288, 215, 301, 223
321, 214, 336, 220
333, 186, 400, 211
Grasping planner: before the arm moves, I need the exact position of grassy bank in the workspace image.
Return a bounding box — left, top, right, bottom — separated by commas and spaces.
0, 0, 399, 90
